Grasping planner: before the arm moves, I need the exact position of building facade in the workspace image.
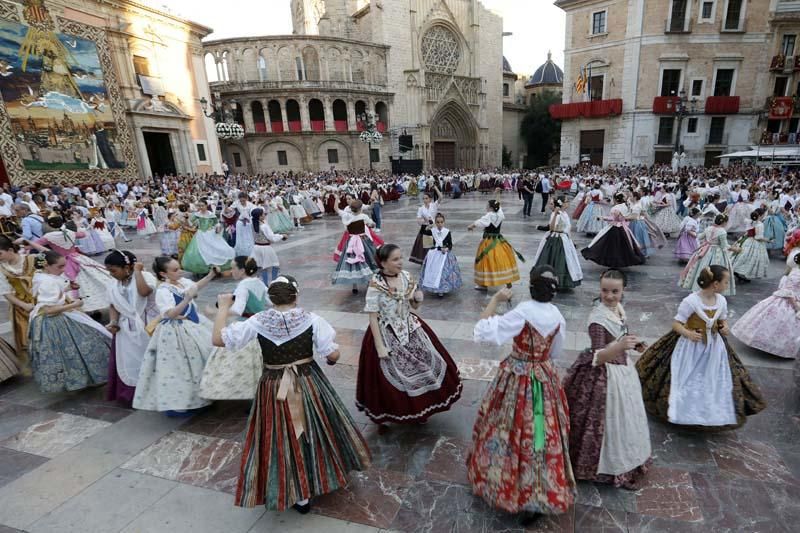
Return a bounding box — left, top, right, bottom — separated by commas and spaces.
502, 56, 528, 168
0, 0, 222, 186
552, 0, 797, 167
203, 0, 505, 174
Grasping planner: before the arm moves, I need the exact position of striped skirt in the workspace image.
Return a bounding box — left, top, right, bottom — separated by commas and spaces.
474, 236, 522, 287
235, 361, 371, 510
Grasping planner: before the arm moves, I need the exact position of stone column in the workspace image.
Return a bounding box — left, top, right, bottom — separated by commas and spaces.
260, 99, 272, 133
280, 99, 289, 132
241, 100, 255, 133
323, 96, 334, 131
346, 99, 357, 131
299, 96, 311, 131
134, 125, 152, 178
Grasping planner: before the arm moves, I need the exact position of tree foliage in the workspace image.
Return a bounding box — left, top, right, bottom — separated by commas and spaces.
501, 145, 513, 168
520, 90, 562, 168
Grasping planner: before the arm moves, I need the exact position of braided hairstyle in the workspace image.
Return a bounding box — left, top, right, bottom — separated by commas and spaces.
529, 265, 559, 302
268, 275, 299, 305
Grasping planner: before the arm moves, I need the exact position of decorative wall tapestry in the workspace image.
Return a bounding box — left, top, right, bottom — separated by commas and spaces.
0, 0, 136, 185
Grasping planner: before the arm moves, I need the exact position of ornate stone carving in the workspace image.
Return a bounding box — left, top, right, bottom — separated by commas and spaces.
0, 0, 20, 22
425, 72, 479, 106
421, 25, 460, 74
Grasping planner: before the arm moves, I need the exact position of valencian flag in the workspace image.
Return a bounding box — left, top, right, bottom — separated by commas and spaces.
575, 67, 586, 94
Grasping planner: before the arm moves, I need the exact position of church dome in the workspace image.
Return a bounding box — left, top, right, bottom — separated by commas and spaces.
527, 52, 563, 87
502, 56, 513, 74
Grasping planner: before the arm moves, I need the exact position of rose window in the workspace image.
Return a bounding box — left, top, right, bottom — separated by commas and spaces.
421, 26, 461, 74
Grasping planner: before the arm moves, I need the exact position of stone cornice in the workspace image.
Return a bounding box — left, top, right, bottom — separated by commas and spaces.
203, 34, 390, 50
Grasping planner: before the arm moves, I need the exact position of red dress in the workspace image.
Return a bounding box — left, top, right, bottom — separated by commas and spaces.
467, 323, 576, 514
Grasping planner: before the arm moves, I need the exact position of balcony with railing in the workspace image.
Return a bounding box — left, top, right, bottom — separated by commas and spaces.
760, 130, 799, 145
705, 96, 740, 114
652, 96, 682, 114
549, 99, 623, 120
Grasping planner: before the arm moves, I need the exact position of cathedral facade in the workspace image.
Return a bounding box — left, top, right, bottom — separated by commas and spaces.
203, 0, 504, 173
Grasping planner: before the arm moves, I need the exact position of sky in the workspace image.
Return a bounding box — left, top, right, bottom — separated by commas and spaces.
152, 0, 566, 76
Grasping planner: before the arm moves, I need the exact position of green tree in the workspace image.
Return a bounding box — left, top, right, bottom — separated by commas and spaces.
520, 90, 562, 168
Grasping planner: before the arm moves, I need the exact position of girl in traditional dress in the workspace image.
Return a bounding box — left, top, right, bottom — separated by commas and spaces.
233, 206, 254, 258
331, 200, 380, 294
409, 188, 441, 264
732, 249, 800, 359
419, 213, 463, 296
726, 186, 752, 234
132, 257, 218, 416
581, 193, 645, 268
220, 206, 239, 249
0, 235, 36, 376
532, 197, 582, 289
267, 196, 295, 234
89, 211, 116, 251
679, 214, 736, 296
576, 184, 609, 235
674, 208, 701, 262
468, 198, 524, 291
356, 244, 462, 429
249, 207, 288, 288
73, 210, 105, 255
212, 275, 370, 514
627, 191, 654, 257
181, 200, 235, 275
731, 209, 770, 283
200, 257, 268, 400
26, 217, 114, 312
563, 269, 651, 489
153, 202, 168, 234
468, 266, 575, 522
104, 250, 159, 407
764, 192, 789, 255
651, 186, 683, 237
637, 265, 766, 429
136, 203, 156, 236
160, 211, 180, 256
333, 198, 385, 265
28, 251, 111, 392
176, 205, 195, 262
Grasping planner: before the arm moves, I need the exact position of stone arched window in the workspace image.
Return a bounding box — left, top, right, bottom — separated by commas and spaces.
251, 101, 266, 132
420, 25, 461, 74
303, 47, 320, 81
332, 99, 348, 131
355, 100, 367, 130
308, 98, 324, 131
258, 55, 268, 81
204, 52, 219, 83
241, 48, 258, 82
277, 47, 294, 81
328, 47, 344, 81
375, 101, 388, 132
267, 100, 283, 132
351, 50, 364, 83
286, 99, 301, 131
220, 51, 231, 81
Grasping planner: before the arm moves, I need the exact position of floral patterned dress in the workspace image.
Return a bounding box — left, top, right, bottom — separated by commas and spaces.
468, 300, 576, 514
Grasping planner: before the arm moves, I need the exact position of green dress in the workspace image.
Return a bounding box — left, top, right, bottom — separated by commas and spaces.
181, 213, 234, 274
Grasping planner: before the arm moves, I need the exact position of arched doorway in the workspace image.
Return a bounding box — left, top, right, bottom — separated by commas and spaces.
430, 100, 477, 169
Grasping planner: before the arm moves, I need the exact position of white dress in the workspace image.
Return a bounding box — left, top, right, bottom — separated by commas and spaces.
251, 223, 283, 269
531, 211, 583, 284
200, 277, 269, 400
668, 293, 736, 426
133, 279, 214, 412
107, 272, 159, 387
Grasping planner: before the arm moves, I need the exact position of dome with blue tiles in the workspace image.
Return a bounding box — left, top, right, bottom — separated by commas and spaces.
527, 51, 563, 87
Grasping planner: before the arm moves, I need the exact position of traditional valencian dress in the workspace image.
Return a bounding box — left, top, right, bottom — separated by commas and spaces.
472, 208, 524, 288
731, 220, 770, 281
731, 256, 800, 359
333, 209, 384, 263
679, 225, 736, 296
576, 190, 609, 235
651, 193, 682, 236
200, 277, 269, 400
581, 204, 645, 268
220, 307, 371, 510
419, 226, 463, 294
106, 271, 159, 407
532, 211, 583, 289
331, 212, 380, 286
251, 221, 285, 286
410, 200, 438, 264
674, 216, 700, 261
133, 279, 214, 412
35, 228, 114, 312
28, 272, 111, 392
0, 255, 37, 366
562, 303, 651, 488
468, 300, 575, 514
356, 271, 462, 423
636, 292, 766, 429
181, 212, 235, 275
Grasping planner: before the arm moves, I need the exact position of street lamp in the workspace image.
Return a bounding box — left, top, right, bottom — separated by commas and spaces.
199, 93, 245, 140
358, 111, 382, 171
665, 89, 698, 154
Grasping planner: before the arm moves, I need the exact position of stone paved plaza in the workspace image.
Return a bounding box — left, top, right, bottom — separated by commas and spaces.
0, 191, 796, 533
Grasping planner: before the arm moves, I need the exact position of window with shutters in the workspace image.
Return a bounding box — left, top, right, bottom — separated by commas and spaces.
277, 151, 288, 166
723, 0, 744, 31
669, 0, 689, 32
658, 117, 675, 145
327, 149, 339, 164
591, 11, 607, 35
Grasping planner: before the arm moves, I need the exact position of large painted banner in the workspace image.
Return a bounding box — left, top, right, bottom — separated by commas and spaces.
0, 0, 136, 185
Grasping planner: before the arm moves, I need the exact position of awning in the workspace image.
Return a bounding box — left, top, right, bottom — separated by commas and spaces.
718, 146, 800, 159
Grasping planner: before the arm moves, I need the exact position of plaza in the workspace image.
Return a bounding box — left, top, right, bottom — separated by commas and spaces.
0, 192, 795, 532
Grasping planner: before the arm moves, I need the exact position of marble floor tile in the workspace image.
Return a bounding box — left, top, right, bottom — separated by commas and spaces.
249, 511, 380, 532
27, 469, 177, 533
420, 436, 470, 486
119, 483, 264, 533
0, 448, 48, 489
633, 467, 702, 522
573, 505, 627, 532
690, 472, 779, 531
709, 436, 797, 485
312, 468, 414, 529
122, 431, 242, 494
0, 401, 56, 442
576, 482, 638, 514
0, 413, 111, 458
